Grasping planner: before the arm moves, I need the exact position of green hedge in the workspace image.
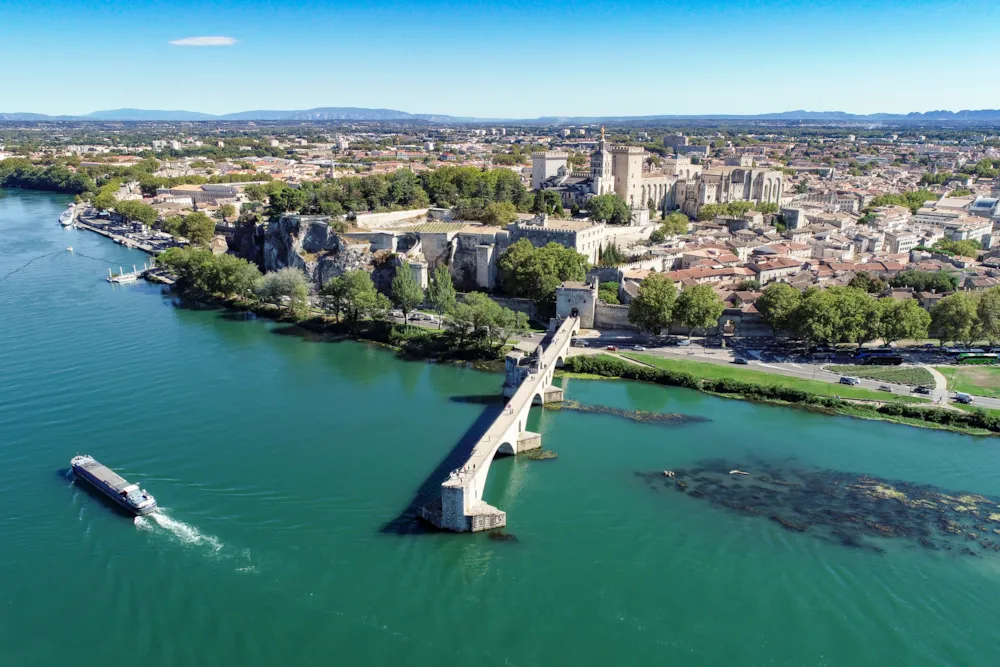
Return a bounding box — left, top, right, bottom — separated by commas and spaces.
563, 356, 1000, 434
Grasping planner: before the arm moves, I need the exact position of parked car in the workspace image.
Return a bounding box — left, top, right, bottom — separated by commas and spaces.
878, 385, 893, 392
733, 358, 749, 365
577, 340, 589, 347
839, 376, 861, 386
913, 385, 932, 394
633, 345, 647, 351
606, 345, 618, 351
677, 340, 691, 346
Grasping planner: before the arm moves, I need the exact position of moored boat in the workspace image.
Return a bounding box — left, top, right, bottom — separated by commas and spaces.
70, 455, 157, 515
59, 206, 75, 226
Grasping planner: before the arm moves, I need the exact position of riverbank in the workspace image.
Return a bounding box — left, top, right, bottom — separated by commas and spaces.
562, 354, 1000, 437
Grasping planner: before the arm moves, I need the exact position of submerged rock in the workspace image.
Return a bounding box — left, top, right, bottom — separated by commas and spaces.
551, 400, 709, 427
636, 460, 1000, 557
488, 530, 518, 542
524, 449, 558, 461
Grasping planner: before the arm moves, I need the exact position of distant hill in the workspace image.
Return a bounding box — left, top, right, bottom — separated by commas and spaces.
0, 107, 466, 123
85, 108, 218, 121
5, 107, 1000, 123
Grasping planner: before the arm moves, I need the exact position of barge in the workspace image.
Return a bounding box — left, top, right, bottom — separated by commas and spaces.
70, 455, 157, 515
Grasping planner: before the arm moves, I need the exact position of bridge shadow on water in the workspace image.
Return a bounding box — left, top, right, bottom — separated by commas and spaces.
379, 395, 507, 535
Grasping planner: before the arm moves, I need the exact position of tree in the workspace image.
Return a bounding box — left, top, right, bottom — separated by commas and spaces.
735, 279, 761, 292
217, 203, 236, 222
673, 284, 725, 338
182, 211, 216, 246
649, 228, 666, 244
598, 281, 620, 304
628, 273, 677, 335
496, 239, 588, 304
877, 298, 931, 345
755, 282, 801, 333
320, 275, 347, 322
446, 292, 528, 352
793, 288, 840, 345
931, 292, 979, 346
255, 268, 310, 317
890, 270, 958, 293
390, 264, 424, 324
598, 242, 629, 267
661, 211, 689, 236
114, 199, 157, 227
481, 201, 518, 226
848, 271, 886, 294
244, 184, 268, 203
337, 269, 382, 327
586, 194, 631, 225
977, 287, 1000, 345
866, 189, 937, 213
532, 190, 564, 216
427, 265, 457, 323
933, 238, 981, 258
827, 287, 878, 348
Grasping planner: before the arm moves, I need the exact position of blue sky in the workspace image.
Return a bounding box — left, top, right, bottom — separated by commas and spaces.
2, 0, 999, 117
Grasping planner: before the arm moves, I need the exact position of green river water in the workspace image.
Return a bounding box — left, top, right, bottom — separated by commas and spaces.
2, 189, 1000, 666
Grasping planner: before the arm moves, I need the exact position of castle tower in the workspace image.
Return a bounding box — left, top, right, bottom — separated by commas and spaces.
590, 126, 613, 195
611, 145, 645, 209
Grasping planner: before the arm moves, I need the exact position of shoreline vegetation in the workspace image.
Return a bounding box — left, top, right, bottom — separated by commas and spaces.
160, 261, 1000, 438
561, 355, 1000, 437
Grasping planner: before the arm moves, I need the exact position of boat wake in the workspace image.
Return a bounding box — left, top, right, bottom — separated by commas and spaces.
135, 511, 223, 553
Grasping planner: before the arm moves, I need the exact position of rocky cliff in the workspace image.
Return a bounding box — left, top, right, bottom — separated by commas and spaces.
229, 215, 372, 286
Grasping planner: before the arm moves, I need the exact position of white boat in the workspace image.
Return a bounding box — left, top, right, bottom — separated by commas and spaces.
66, 246, 73, 252
59, 206, 75, 226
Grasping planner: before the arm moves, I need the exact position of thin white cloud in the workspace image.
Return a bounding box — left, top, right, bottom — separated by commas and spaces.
169, 36, 237, 47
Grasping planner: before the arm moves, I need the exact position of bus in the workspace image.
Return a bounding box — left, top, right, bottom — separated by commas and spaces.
862, 355, 904, 366
956, 353, 999, 365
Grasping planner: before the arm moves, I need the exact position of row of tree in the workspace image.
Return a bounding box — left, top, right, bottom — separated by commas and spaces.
755, 283, 931, 347
627, 274, 726, 336
927, 288, 1000, 346
0, 158, 95, 194
695, 200, 778, 221
258, 166, 533, 222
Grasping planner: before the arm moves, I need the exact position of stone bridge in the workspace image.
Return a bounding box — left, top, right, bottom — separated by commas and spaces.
420, 316, 580, 532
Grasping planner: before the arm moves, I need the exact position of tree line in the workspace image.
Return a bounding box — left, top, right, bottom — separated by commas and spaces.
157, 248, 528, 357
627, 274, 726, 336
258, 166, 533, 222
755, 283, 931, 347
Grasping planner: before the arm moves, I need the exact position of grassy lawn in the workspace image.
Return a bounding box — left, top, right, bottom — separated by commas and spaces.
952, 403, 1000, 418
620, 352, 927, 404
937, 366, 1000, 399
824, 364, 934, 386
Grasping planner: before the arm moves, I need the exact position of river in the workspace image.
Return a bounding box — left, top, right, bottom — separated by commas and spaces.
3, 188, 1000, 666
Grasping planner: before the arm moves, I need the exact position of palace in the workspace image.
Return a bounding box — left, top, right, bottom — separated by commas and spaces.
533, 130, 783, 223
